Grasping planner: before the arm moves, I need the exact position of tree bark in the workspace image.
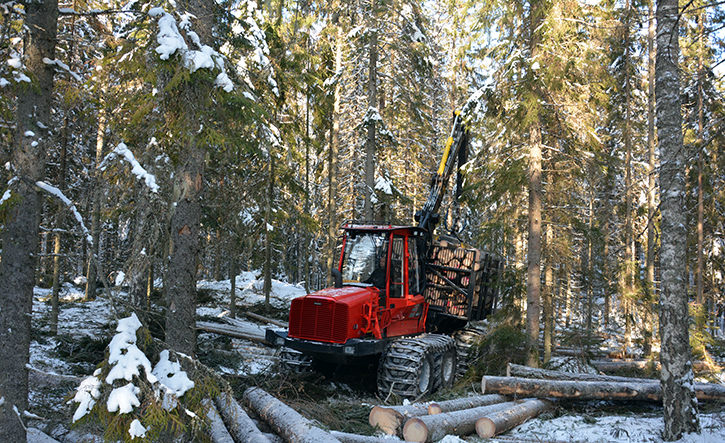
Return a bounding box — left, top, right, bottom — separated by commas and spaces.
369, 394, 507, 435
243, 387, 343, 443
656, 0, 700, 437
0, 1, 57, 441
214, 392, 272, 443
475, 399, 554, 439
86, 106, 106, 301
482, 375, 724, 403
402, 401, 518, 443
526, 121, 542, 368
644, 0, 656, 356
326, 19, 343, 288
363, 2, 378, 220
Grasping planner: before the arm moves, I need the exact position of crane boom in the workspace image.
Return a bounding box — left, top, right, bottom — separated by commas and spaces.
416, 111, 469, 236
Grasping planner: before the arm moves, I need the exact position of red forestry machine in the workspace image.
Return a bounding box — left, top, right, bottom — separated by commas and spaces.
266, 112, 502, 399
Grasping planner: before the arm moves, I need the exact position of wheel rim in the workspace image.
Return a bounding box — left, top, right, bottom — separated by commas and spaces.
418, 359, 431, 393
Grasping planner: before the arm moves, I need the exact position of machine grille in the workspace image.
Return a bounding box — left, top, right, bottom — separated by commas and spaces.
289, 298, 350, 343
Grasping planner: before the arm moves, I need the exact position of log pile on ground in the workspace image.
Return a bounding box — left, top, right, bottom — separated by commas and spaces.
204, 385, 556, 443
369, 392, 555, 442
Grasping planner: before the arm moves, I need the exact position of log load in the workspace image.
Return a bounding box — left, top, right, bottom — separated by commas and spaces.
402, 401, 519, 442
243, 387, 342, 443
369, 394, 508, 435
475, 399, 554, 438
482, 375, 725, 402
214, 392, 273, 443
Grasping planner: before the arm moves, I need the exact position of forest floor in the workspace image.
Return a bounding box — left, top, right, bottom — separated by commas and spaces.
24, 272, 725, 443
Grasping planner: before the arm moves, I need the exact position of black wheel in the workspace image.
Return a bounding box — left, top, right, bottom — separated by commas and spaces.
452, 327, 485, 378
279, 347, 313, 373
439, 347, 457, 390
377, 334, 457, 400
377, 338, 436, 400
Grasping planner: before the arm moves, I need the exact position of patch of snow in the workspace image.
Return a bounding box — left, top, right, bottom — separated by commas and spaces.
128, 419, 146, 439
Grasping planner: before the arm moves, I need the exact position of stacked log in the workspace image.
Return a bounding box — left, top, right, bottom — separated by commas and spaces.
475, 399, 554, 439
402, 400, 519, 442
369, 393, 507, 435
424, 240, 500, 319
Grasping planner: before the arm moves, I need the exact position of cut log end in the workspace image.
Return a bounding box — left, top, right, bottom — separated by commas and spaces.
402, 417, 428, 443
427, 403, 442, 415
369, 406, 404, 435
475, 417, 495, 439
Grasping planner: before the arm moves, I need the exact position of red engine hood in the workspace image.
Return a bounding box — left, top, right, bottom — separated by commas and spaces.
288, 285, 381, 343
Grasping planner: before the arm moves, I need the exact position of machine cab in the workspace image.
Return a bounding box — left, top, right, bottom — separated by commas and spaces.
339, 223, 429, 337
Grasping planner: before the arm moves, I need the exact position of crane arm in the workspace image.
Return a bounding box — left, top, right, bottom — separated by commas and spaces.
416, 111, 469, 236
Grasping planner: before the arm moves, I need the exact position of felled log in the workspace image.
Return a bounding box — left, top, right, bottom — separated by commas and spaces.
369, 394, 507, 435
482, 375, 725, 402
243, 387, 342, 443
402, 401, 518, 443
590, 358, 659, 372
330, 431, 401, 443
482, 375, 664, 402
506, 363, 659, 383
204, 399, 237, 443
196, 321, 269, 344
244, 311, 289, 328
214, 392, 272, 443
475, 399, 554, 438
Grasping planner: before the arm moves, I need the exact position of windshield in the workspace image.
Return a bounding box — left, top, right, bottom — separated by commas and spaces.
340, 232, 389, 285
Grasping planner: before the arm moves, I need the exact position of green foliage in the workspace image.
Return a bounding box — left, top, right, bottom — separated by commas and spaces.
70, 325, 220, 443
469, 319, 527, 377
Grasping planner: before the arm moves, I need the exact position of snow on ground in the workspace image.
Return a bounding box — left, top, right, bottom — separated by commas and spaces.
27, 273, 725, 443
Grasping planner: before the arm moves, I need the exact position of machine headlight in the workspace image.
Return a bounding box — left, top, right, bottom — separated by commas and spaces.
343, 346, 355, 355
276, 337, 285, 346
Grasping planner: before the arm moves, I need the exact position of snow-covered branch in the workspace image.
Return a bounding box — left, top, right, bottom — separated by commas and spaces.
100, 143, 160, 193
35, 181, 93, 245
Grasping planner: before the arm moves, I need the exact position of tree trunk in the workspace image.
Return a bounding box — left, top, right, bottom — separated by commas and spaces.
165, 0, 215, 357
0, 2, 57, 441
656, 0, 700, 437
475, 399, 554, 439
526, 121, 542, 368
86, 107, 106, 301
263, 153, 274, 313
369, 394, 507, 435
363, 3, 378, 220
230, 250, 238, 318
402, 401, 518, 443
214, 392, 272, 443
543, 225, 554, 365
644, 0, 656, 357
326, 19, 343, 287
243, 387, 343, 443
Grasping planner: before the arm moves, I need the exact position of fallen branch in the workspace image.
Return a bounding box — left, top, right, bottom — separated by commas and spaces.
402, 401, 519, 443
369, 394, 508, 435
243, 387, 342, 443
475, 398, 554, 438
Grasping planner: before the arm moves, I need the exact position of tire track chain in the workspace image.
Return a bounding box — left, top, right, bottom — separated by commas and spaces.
452, 327, 485, 378
377, 334, 456, 400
